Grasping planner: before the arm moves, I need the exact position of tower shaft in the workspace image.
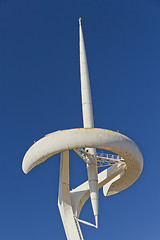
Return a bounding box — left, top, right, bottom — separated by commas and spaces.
79, 19, 94, 129
79, 18, 98, 227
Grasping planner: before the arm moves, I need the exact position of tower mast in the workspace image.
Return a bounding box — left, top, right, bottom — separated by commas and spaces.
22, 18, 143, 240
79, 18, 99, 228
79, 18, 94, 128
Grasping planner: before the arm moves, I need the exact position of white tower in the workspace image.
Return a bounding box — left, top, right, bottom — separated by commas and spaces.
79, 18, 98, 228
22, 19, 143, 240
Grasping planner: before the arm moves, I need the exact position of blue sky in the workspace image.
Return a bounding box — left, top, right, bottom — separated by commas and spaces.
0, 0, 160, 239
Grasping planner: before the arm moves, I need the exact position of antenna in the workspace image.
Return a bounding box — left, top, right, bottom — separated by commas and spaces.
79, 18, 98, 227
22, 19, 143, 239
79, 18, 94, 128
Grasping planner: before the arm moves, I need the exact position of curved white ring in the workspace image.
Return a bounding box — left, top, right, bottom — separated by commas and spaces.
22, 128, 143, 196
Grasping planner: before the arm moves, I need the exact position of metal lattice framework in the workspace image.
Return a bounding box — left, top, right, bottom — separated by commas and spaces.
74, 148, 124, 167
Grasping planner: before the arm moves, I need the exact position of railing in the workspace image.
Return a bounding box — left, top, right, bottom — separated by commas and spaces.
74, 148, 124, 167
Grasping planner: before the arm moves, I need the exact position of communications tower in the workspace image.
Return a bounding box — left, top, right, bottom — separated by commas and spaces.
22, 19, 143, 239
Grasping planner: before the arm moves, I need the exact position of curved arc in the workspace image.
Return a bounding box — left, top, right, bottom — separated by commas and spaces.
22, 128, 143, 196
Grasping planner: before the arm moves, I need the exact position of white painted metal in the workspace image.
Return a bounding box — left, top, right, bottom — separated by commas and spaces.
22, 18, 143, 240
58, 151, 84, 240
79, 18, 99, 228
70, 161, 126, 218
22, 128, 143, 196
74, 148, 124, 167
57, 149, 126, 238
79, 18, 94, 128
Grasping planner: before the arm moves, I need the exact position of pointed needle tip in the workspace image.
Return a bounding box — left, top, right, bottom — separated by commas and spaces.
95, 215, 98, 228
79, 17, 82, 24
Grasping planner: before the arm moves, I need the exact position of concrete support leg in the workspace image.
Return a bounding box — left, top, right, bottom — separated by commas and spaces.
58, 151, 84, 240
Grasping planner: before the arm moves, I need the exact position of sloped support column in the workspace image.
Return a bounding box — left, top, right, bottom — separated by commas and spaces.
58, 151, 84, 240
70, 162, 126, 218
58, 151, 126, 239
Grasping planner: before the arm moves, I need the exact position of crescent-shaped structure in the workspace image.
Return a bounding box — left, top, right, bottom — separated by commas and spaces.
22, 18, 143, 240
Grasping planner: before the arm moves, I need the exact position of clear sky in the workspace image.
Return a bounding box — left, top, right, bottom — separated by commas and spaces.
0, 0, 160, 239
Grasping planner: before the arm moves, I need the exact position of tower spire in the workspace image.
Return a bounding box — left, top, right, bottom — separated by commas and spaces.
79, 18, 94, 128
79, 18, 98, 228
